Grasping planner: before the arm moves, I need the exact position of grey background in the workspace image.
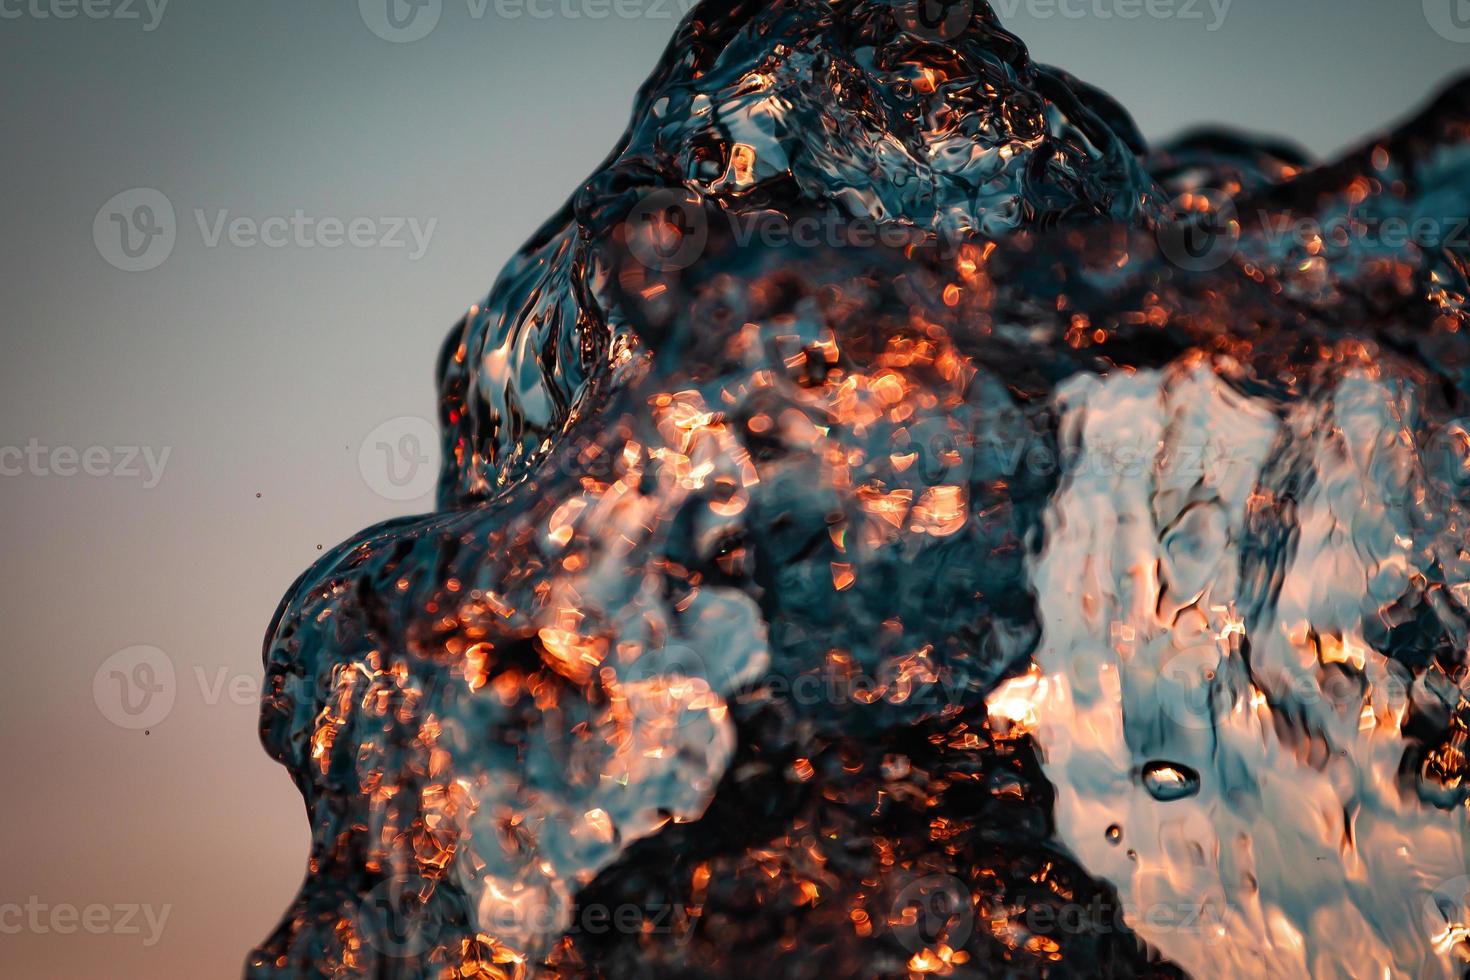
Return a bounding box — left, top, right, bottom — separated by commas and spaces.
0, 0, 1463, 976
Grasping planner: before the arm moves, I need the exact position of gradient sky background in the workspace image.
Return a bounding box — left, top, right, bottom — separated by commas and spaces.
0, 0, 1465, 975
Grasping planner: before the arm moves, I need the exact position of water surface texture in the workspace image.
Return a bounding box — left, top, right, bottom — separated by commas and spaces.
249, 1, 1470, 976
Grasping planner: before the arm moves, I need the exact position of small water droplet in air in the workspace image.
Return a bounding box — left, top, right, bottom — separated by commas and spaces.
1106, 824, 1122, 844
1141, 761, 1201, 801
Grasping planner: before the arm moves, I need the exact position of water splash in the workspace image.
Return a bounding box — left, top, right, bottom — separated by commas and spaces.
1028, 361, 1470, 977
249, 1, 1470, 977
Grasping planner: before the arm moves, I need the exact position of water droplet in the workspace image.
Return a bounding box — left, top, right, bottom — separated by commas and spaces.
1141, 761, 1201, 801
1106, 824, 1122, 844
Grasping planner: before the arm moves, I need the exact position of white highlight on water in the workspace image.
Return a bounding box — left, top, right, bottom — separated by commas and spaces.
1019, 359, 1470, 978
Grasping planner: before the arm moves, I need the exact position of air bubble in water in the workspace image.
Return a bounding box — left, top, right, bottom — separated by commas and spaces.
1141, 762, 1201, 802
